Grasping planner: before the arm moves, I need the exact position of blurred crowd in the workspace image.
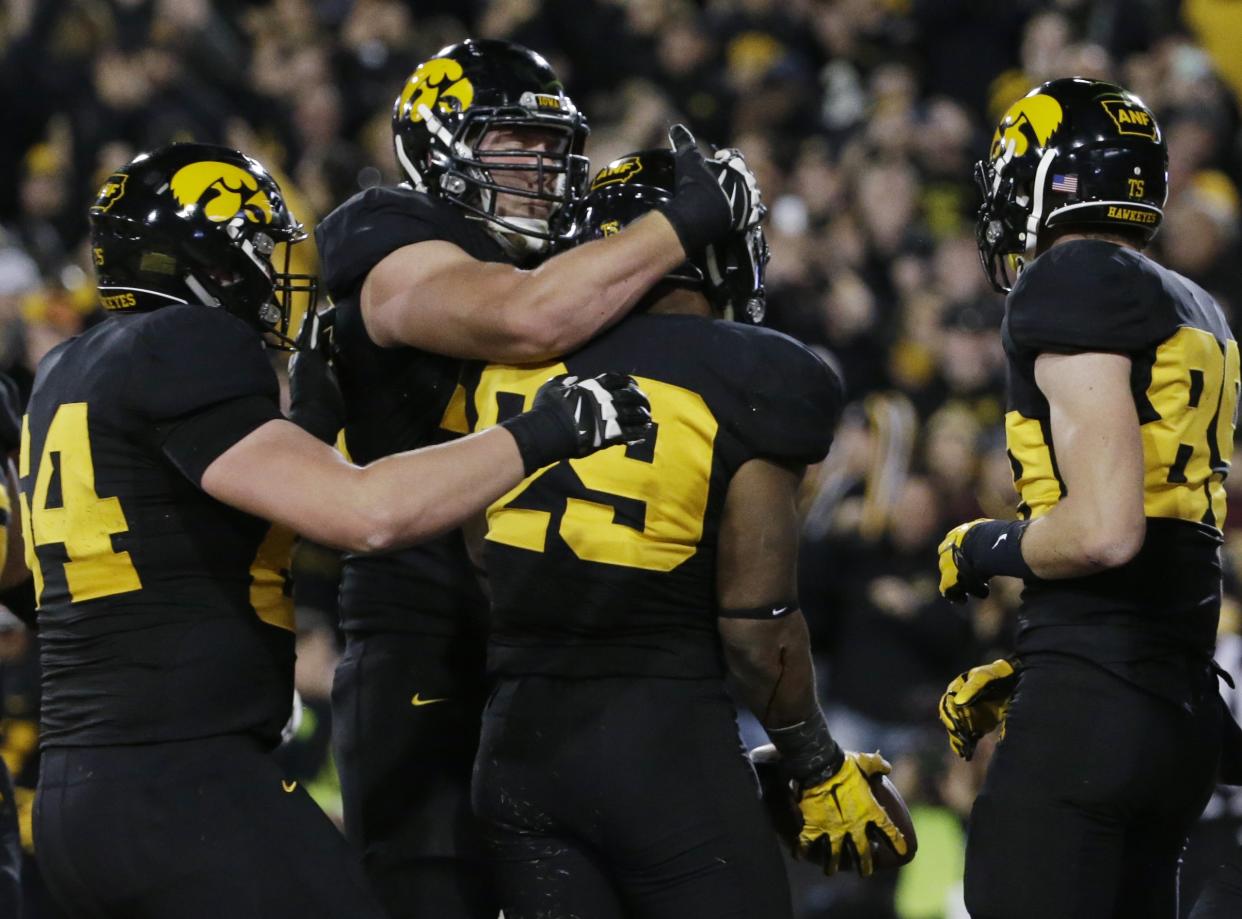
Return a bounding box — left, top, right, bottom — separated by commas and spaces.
4, 1, 1242, 917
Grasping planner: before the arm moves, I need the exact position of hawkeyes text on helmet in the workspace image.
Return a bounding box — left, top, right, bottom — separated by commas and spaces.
391, 38, 590, 256
974, 77, 1168, 292
571, 148, 769, 324
89, 142, 317, 340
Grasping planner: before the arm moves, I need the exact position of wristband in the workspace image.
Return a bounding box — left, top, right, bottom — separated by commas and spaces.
962, 519, 1035, 581
500, 407, 576, 476
768, 714, 845, 788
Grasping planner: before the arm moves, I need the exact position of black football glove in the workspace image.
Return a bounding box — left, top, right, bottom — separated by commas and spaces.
658, 124, 765, 256
0, 374, 21, 456
937, 518, 993, 602
287, 307, 344, 445
501, 372, 653, 475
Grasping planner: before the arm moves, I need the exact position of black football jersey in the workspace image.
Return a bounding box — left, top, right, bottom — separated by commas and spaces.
21, 306, 293, 748
1003, 240, 1239, 682
460, 313, 843, 679
315, 185, 510, 635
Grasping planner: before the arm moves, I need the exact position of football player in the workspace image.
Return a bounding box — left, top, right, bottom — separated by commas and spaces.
24, 141, 650, 919
936, 78, 1237, 918
313, 39, 763, 918
463, 150, 907, 917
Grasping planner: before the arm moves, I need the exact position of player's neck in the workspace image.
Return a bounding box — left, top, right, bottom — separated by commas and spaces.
1046, 232, 1139, 253
646, 286, 714, 318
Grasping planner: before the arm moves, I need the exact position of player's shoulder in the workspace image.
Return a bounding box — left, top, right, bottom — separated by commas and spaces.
315, 185, 497, 299
715, 322, 844, 465
1007, 240, 1174, 353
129, 306, 277, 419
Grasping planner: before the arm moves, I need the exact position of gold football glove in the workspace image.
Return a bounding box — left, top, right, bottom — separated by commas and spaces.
938, 657, 1021, 760
937, 518, 992, 602
796, 751, 908, 877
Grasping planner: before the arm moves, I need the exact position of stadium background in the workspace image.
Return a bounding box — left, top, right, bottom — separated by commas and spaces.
2, 0, 1242, 917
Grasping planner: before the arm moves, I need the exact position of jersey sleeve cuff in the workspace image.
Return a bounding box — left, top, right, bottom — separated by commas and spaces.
158, 394, 283, 486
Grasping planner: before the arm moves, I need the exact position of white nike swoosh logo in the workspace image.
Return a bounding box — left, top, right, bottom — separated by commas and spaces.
992, 533, 1008, 549
772, 606, 788, 616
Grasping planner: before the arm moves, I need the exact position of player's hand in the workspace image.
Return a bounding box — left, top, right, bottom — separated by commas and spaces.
711, 146, 765, 230
503, 372, 653, 474
796, 751, 908, 878
288, 307, 344, 445
0, 374, 21, 456
533, 372, 652, 456
937, 518, 993, 603
659, 124, 765, 255
939, 658, 1021, 760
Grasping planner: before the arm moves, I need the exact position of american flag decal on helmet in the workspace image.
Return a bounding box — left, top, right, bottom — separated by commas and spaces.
1051, 174, 1078, 194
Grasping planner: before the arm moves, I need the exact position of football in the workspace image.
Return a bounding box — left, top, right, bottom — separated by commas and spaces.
749, 744, 918, 872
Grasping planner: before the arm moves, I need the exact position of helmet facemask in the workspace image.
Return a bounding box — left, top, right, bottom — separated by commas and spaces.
400, 103, 589, 258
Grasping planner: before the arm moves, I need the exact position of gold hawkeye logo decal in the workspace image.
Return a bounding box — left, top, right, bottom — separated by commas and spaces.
411, 693, 448, 707
170, 161, 274, 224
400, 58, 475, 124
990, 94, 1064, 161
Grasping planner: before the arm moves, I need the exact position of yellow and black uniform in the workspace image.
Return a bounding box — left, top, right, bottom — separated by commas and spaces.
966, 239, 1233, 919
314, 184, 507, 919
24, 306, 385, 919
464, 313, 842, 918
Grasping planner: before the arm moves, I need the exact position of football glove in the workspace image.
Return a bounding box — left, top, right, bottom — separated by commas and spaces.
502, 372, 653, 474
658, 124, 765, 256
287, 307, 344, 444
937, 517, 994, 603
797, 751, 908, 878
938, 657, 1021, 761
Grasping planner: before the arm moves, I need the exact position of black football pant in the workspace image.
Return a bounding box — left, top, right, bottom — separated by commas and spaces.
332, 630, 498, 919
34, 735, 386, 919
472, 675, 792, 919
965, 655, 1222, 919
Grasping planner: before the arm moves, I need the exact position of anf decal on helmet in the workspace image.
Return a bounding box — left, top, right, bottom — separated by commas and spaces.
398, 58, 475, 125
170, 162, 274, 224
1100, 98, 1159, 140
91, 174, 129, 214
591, 157, 643, 191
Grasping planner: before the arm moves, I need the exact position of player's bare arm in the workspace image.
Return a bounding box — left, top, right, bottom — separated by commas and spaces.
717, 458, 908, 877
1021, 350, 1145, 576
716, 459, 819, 727
202, 374, 651, 554
362, 125, 762, 362
361, 214, 685, 361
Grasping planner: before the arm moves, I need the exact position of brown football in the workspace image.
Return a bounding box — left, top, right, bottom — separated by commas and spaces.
749, 744, 918, 872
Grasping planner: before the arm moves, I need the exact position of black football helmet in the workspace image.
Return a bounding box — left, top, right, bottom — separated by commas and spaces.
392, 38, 590, 257
975, 77, 1168, 292
571, 149, 769, 323
89, 142, 316, 341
